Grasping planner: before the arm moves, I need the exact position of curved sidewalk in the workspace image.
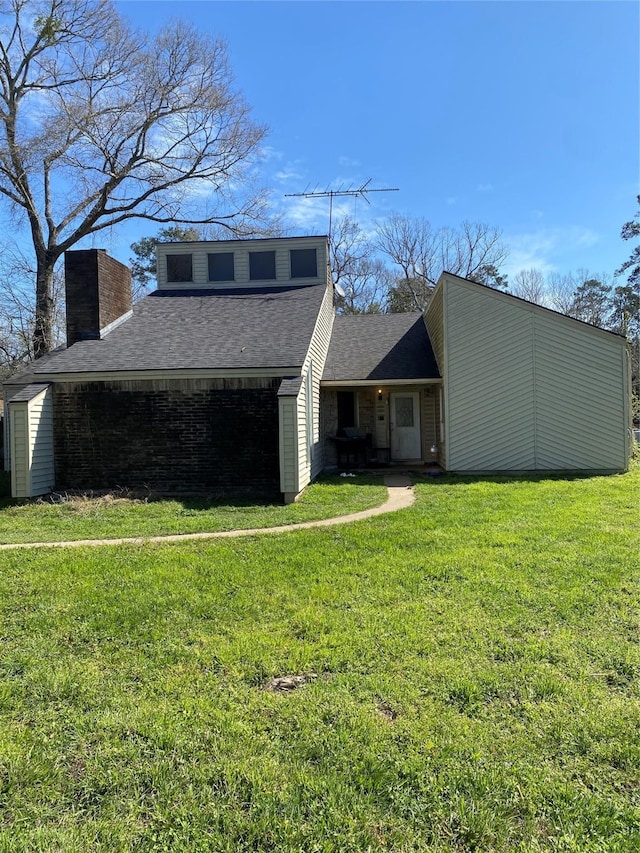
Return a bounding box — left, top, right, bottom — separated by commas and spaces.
0, 474, 415, 551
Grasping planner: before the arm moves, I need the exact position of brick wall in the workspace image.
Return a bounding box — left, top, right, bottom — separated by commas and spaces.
53, 378, 281, 495
65, 250, 132, 347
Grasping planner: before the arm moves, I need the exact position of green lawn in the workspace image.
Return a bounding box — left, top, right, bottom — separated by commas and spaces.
0, 474, 387, 543
0, 468, 638, 851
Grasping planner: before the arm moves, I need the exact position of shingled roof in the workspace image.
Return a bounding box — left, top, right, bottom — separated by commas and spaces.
30, 283, 328, 375
322, 313, 440, 382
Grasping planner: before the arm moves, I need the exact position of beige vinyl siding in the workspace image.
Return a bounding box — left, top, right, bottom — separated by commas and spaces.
425, 287, 445, 374
28, 389, 55, 493
10, 407, 28, 497
278, 398, 299, 494
156, 237, 328, 291
533, 314, 627, 469
295, 282, 336, 489
296, 387, 308, 487
424, 289, 447, 465
445, 280, 536, 470
3, 383, 30, 471
440, 274, 629, 472
9, 385, 54, 498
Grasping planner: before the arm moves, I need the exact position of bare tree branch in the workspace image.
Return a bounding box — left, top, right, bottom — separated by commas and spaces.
0, 0, 271, 356
329, 216, 393, 314
377, 213, 508, 311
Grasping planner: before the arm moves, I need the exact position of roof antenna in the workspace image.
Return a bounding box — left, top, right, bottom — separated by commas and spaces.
285, 179, 399, 243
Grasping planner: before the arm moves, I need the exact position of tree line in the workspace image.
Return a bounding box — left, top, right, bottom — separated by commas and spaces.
0, 0, 637, 422
128, 209, 639, 336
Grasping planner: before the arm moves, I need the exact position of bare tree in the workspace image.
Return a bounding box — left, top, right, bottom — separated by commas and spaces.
547, 271, 579, 316
330, 216, 391, 313
547, 269, 613, 326
0, 0, 270, 357
0, 249, 65, 380
336, 256, 392, 315
510, 268, 548, 304
377, 214, 507, 311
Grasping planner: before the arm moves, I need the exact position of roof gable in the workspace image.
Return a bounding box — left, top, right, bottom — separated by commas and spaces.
323, 313, 440, 382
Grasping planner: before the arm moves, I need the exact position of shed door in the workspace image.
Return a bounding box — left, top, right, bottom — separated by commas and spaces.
390, 392, 421, 460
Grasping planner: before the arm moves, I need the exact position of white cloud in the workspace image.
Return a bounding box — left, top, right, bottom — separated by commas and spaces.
503, 234, 557, 277
570, 226, 599, 248
274, 167, 304, 182
503, 225, 600, 278
282, 195, 331, 232
260, 145, 284, 162
274, 172, 395, 236
271, 157, 307, 185
476, 183, 494, 193
445, 196, 457, 206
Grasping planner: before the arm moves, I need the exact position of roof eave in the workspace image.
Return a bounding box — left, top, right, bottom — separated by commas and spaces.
321, 377, 442, 387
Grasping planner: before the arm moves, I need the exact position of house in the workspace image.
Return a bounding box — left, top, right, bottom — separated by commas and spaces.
4, 236, 632, 500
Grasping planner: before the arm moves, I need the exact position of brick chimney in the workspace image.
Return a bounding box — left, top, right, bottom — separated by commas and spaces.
65, 249, 132, 348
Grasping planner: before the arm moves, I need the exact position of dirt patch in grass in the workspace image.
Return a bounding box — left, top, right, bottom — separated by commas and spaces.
262, 673, 319, 692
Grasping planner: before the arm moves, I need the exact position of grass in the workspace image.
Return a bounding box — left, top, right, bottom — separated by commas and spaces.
0, 473, 387, 543
0, 467, 638, 851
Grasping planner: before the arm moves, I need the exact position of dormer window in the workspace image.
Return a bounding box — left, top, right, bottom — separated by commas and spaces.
249, 251, 276, 281
166, 254, 192, 283
208, 252, 235, 282
290, 248, 317, 278
157, 238, 325, 291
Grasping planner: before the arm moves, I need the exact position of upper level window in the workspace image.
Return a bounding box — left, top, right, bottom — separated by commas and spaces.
249, 250, 276, 281
290, 248, 317, 278
208, 252, 235, 282
166, 254, 192, 283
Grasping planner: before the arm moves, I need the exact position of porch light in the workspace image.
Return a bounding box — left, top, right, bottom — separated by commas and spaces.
430, 444, 438, 461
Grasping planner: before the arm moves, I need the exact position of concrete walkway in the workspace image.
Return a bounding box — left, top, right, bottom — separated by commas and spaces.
0, 474, 415, 551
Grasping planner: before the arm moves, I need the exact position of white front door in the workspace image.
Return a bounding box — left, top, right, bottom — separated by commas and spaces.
390, 391, 421, 460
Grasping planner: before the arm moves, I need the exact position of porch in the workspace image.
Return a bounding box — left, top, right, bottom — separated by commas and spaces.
321, 382, 443, 471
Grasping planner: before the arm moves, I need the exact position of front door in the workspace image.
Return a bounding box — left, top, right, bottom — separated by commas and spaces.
390, 391, 421, 460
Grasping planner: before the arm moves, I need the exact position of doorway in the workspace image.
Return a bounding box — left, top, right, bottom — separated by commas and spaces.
390, 391, 421, 460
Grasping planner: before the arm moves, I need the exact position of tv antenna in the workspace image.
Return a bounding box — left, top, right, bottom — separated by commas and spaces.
285, 178, 399, 241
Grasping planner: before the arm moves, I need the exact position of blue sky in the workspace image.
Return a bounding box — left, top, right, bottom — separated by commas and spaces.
114, 0, 639, 281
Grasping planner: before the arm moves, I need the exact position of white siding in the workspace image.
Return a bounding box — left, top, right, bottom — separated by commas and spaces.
156, 237, 328, 291
440, 274, 629, 472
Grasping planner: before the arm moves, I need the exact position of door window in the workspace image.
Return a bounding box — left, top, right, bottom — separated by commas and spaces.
395, 396, 414, 428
